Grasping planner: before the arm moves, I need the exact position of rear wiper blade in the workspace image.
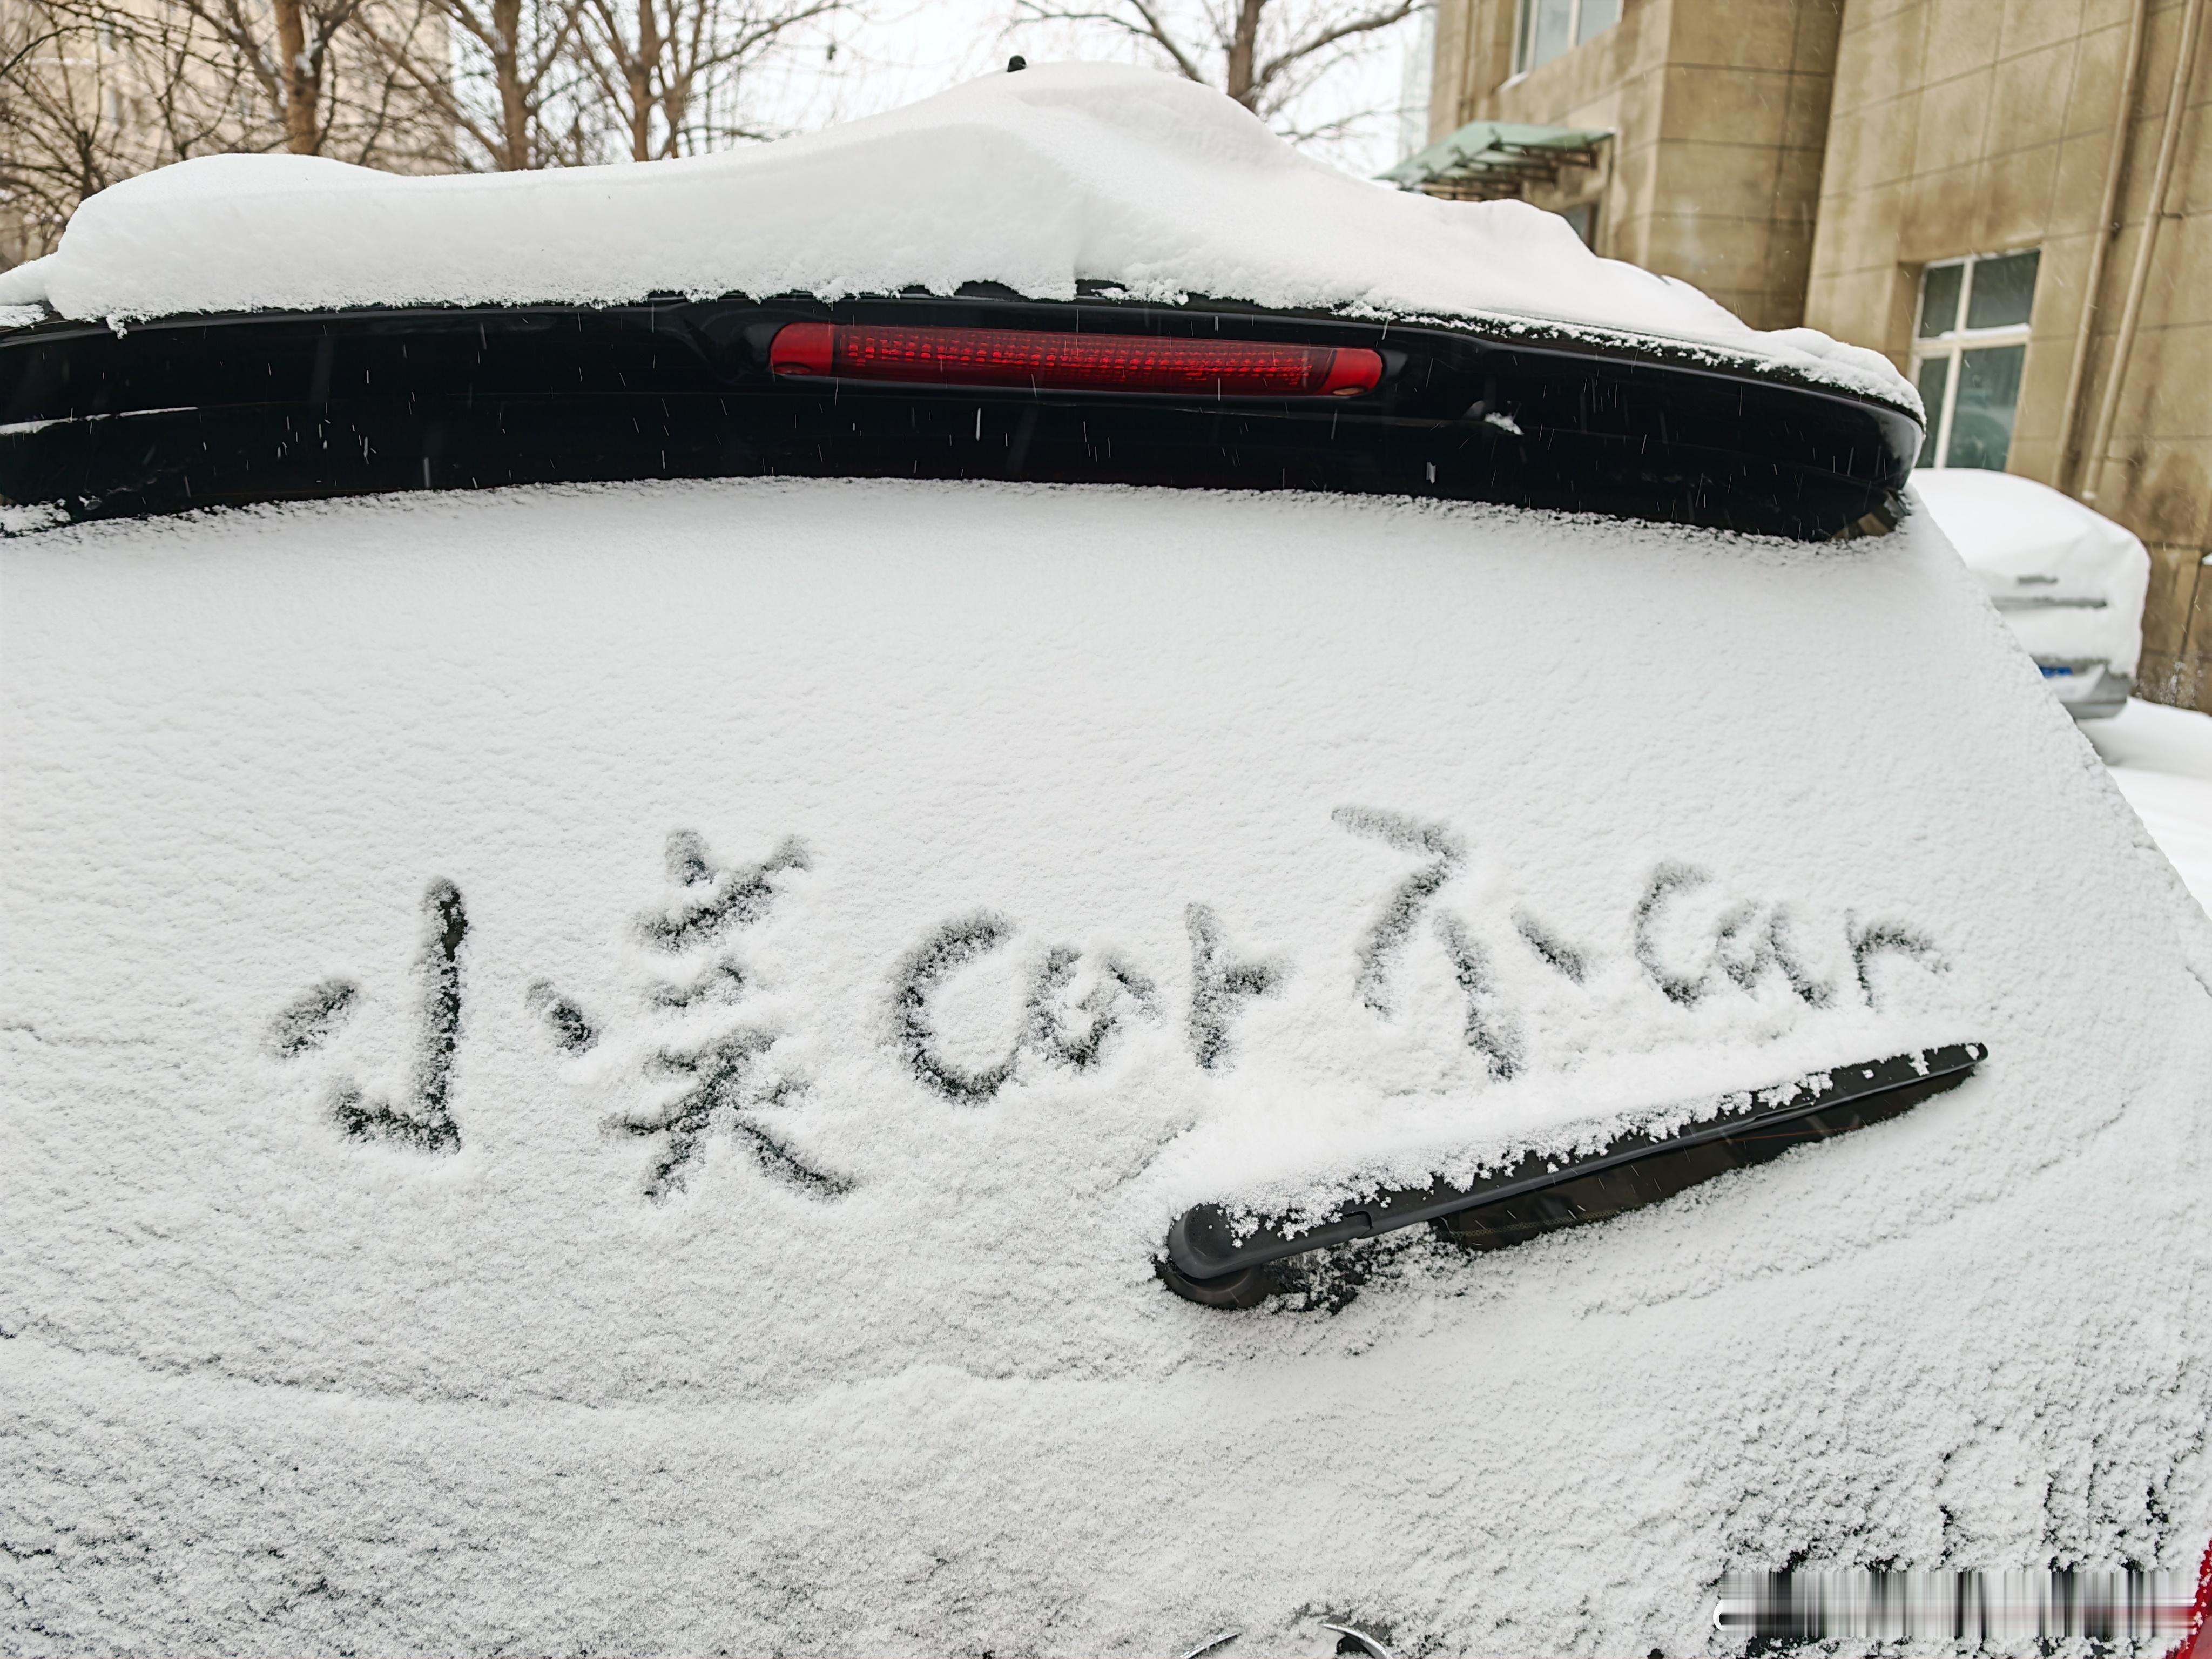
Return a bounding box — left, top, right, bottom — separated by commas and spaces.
1160, 1042, 1984, 1308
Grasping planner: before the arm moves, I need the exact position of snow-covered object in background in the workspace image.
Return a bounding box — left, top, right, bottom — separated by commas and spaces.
1913, 468, 2150, 718
5, 478, 2209, 1651
0, 65, 1914, 411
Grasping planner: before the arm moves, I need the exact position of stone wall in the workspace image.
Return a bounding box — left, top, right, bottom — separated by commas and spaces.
1425, 0, 2211, 711
1429, 0, 1842, 331
1804, 0, 2211, 710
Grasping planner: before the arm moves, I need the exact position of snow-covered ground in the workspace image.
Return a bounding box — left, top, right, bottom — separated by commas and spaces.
5, 479, 2210, 1651
2090, 697, 2212, 915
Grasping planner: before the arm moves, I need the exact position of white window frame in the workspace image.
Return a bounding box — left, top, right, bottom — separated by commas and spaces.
1512, 0, 1620, 76
1911, 251, 2036, 470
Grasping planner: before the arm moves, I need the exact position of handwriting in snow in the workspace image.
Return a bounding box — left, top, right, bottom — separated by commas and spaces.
267, 810, 1946, 1191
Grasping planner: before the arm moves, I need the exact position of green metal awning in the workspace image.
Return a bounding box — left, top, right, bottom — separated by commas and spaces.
1380, 120, 1612, 200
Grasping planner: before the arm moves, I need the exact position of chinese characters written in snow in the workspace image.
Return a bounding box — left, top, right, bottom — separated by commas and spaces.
267, 808, 1944, 1201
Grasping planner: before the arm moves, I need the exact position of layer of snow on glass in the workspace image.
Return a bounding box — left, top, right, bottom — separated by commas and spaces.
0, 64, 1913, 410
5, 479, 2208, 1651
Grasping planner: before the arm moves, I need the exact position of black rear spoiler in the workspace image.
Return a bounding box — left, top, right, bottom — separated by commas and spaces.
0, 289, 1920, 539
1161, 1042, 1983, 1307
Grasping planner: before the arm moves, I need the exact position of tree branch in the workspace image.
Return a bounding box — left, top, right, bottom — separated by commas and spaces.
1013, 0, 1208, 84
1250, 0, 1419, 100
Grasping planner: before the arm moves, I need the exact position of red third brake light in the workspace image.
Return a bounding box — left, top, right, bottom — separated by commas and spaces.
768, 322, 1382, 398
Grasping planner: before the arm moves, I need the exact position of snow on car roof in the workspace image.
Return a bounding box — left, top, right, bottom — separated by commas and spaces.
1913, 467, 2148, 572
0, 64, 1916, 413
6, 477, 2208, 1649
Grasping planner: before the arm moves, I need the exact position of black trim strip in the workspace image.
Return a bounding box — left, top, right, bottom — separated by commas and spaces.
0, 292, 1921, 538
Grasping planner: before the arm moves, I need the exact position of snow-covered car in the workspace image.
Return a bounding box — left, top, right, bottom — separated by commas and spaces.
1913, 469, 2152, 720
4, 65, 2210, 1658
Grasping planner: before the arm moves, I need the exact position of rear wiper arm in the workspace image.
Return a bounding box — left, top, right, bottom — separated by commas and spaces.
1160, 1042, 1985, 1308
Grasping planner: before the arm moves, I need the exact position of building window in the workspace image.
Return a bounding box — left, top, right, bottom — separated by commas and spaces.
1911, 249, 2038, 471
1559, 201, 1597, 247
1514, 0, 1622, 76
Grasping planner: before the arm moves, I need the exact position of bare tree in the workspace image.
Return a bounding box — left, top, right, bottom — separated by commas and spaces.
1, 0, 261, 259
163, 0, 453, 163
1013, 0, 1422, 130
572, 0, 842, 162
1, 0, 456, 262
2, 0, 845, 266
164, 0, 368, 153
363, 0, 592, 170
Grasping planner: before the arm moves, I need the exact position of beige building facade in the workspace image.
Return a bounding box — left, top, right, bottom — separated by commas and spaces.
1422, 0, 2212, 711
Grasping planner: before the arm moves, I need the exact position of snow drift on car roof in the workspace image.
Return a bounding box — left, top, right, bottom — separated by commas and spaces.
0, 63, 1914, 410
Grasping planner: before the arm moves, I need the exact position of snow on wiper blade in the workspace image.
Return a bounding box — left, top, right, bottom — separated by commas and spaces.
1161, 1042, 1984, 1307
